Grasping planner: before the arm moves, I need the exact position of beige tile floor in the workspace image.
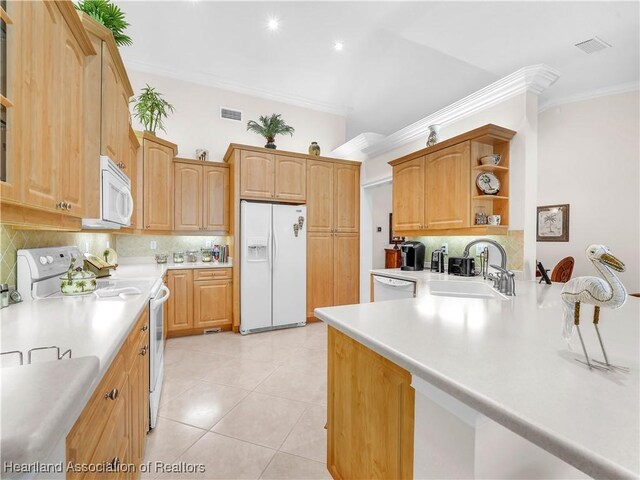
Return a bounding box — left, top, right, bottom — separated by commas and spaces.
143, 322, 331, 480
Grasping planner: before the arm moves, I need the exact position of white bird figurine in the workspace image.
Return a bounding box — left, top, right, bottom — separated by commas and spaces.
561, 244, 628, 371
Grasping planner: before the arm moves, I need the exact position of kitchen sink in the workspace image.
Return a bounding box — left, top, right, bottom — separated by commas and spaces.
426, 280, 508, 300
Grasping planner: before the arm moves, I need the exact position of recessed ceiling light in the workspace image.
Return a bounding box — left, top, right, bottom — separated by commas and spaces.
267, 18, 279, 31
334, 41, 344, 51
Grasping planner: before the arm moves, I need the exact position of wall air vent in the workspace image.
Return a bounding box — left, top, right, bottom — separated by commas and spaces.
220, 107, 242, 122
574, 36, 611, 54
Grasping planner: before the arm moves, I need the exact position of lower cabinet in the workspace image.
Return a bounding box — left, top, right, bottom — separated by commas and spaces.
167, 268, 233, 336
66, 307, 149, 480
327, 326, 415, 480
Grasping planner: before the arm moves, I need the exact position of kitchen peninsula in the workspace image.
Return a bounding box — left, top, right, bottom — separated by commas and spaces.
315, 273, 639, 480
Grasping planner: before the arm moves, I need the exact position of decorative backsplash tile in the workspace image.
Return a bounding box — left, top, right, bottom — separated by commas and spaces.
409, 230, 524, 271
0, 224, 115, 287
115, 234, 231, 258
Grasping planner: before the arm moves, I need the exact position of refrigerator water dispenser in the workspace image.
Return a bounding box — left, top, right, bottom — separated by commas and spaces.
247, 237, 268, 261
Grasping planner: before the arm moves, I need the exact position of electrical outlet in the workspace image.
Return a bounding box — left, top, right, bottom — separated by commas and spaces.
150, 241, 157, 250
376, 227, 382, 232
441, 243, 448, 255
205, 239, 213, 248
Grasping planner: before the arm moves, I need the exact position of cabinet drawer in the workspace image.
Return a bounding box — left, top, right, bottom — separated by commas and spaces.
66, 353, 126, 476
88, 387, 129, 479
193, 268, 232, 280
125, 307, 149, 367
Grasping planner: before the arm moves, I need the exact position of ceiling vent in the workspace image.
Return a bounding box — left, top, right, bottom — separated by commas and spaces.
220, 107, 242, 122
574, 36, 611, 54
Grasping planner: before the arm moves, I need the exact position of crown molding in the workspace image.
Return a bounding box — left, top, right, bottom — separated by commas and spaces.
330, 132, 386, 159
357, 64, 560, 158
539, 81, 639, 113
123, 59, 351, 117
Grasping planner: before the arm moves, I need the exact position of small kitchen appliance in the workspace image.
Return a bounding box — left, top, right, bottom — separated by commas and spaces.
82, 156, 133, 229
448, 257, 476, 277
400, 241, 425, 271
430, 248, 445, 273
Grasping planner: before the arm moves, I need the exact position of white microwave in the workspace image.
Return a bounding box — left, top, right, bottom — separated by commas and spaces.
82, 156, 133, 229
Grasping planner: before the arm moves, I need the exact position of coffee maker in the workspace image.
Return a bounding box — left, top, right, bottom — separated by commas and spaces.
400, 241, 425, 271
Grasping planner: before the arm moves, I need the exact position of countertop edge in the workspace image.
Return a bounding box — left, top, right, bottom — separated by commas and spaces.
316, 309, 637, 480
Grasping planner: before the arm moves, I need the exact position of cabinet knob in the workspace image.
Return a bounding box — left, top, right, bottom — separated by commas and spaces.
66, 203, 72, 211
140, 346, 147, 356
55, 202, 62, 209
141, 324, 148, 332
104, 388, 118, 400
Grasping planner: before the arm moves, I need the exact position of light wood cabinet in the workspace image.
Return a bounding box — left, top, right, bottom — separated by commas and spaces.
128, 127, 142, 230
240, 150, 274, 199
167, 270, 193, 332
333, 233, 359, 306
174, 160, 229, 232
392, 157, 425, 231
274, 155, 306, 201
193, 279, 233, 329
328, 326, 415, 480
389, 125, 516, 236
306, 160, 334, 232
141, 133, 176, 231
67, 307, 149, 480
167, 268, 233, 336
333, 163, 360, 232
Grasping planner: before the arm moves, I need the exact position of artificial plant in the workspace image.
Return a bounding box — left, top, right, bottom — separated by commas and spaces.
246, 114, 295, 149
75, 0, 132, 47
131, 85, 175, 135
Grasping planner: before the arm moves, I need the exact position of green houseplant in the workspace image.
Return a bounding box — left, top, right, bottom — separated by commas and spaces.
75, 0, 132, 47
246, 114, 295, 149
131, 85, 175, 135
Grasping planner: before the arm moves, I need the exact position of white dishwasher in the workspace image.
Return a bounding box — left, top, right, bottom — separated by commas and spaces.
372, 275, 416, 302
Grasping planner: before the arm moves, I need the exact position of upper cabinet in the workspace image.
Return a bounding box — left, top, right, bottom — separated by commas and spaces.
140, 132, 177, 231
235, 146, 306, 203
333, 163, 359, 232
306, 160, 333, 232
1, 1, 95, 226
390, 124, 516, 236
174, 159, 229, 233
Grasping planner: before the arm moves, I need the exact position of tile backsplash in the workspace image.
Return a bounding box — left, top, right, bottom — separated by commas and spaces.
0, 224, 116, 287
115, 234, 231, 258
409, 230, 524, 271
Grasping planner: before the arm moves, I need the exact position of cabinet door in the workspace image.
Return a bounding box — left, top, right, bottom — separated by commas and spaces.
424, 142, 470, 230
58, 20, 85, 216
333, 163, 360, 233
174, 163, 202, 231
128, 132, 141, 229
328, 327, 414, 480
100, 44, 121, 164
117, 87, 131, 174
333, 233, 359, 306
240, 150, 274, 199
21, 2, 60, 210
143, 140, 174, 230
193, 279, 232, 329
306, 160, 333, 232
167, 270, 193, 332
274, 155, 306, 202
203, 165, 229, 232
128, 334, 147, 470
307, 232, 334, 318
392, 157, 425, 231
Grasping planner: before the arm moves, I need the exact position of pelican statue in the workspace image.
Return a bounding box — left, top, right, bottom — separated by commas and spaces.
561, 244, 628, 371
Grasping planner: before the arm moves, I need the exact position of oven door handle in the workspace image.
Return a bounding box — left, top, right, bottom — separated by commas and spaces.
151, 285, 170, 310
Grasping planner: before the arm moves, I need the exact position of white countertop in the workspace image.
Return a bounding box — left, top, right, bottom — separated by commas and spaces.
0, 261, 232, 469
316, 270, 640, 479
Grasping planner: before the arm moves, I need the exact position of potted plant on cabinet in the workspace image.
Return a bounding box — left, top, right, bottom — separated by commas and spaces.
246, 114, 295, 149
75, 0, 132, 47
131, 84, 175, 135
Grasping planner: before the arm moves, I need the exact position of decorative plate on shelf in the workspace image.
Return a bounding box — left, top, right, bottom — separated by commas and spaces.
476, 172, 501, 195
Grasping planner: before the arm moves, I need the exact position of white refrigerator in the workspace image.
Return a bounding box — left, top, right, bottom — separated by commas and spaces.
240, 201, 307, 334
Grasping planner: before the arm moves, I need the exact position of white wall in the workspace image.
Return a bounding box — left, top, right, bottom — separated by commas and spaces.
537, 90, 640, 292
127, 70, 346, 161
370, 182, 393, 269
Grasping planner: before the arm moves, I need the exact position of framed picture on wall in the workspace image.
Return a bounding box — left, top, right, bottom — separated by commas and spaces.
537, 204, 570, 242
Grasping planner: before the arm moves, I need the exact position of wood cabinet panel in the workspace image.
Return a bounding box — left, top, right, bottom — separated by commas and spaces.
333, 163, 359, 233
128, 130, 141, 229
307, 232, 334, 318
306, 160, 333, 232
128, 329, 149, 471
174, 163, 202, 231
193, 268, 232, 281
392, 156, 425, 231
203, 165, 229, 231
333, 233, 359, 306
424, 142, 471, 230
328, 327, 414, 480
240, 150, 274, 199
274, 155, 306, 202
193, 279, 232, 329
143, 140, 174, 230
167, 270, 194, 332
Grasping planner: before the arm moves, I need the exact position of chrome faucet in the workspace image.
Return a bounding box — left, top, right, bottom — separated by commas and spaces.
463, 238, 516, 296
